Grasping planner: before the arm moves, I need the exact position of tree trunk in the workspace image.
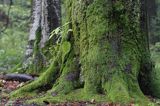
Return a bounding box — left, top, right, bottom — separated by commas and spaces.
67, 0, 151, 102
148, 0, 158, 44
22, 0, 61, 74
11, 0, 153, 105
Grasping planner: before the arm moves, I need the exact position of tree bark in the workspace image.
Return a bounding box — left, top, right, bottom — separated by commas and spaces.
22, 0, 61, 73
68, 0, 151, 102
11, 0, 153, 105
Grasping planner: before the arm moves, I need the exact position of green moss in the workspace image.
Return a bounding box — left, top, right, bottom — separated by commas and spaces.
10, 0, 153, 105
61, 41, 71, 63
26, 89, 151, 106
48, 39, 81, 95
11, 29, 74, 98
48, 56, 78, 94
11, 58, 59, 98
72, 0, 150, 104
27, 89, 108, 104
103, 73, 130, 103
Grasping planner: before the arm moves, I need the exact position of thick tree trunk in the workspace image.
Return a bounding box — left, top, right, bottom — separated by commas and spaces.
68, 0, 151, 102
11, 0, 152, 105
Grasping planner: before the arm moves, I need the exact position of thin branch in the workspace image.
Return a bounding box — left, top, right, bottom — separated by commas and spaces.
0, 0, 12, 34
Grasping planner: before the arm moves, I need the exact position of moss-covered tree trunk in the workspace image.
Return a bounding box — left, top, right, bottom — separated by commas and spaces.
68, 0, 151, 102
12, 0, 153, 105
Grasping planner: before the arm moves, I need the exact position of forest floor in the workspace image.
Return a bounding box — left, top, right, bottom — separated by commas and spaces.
0, 78, 160, 106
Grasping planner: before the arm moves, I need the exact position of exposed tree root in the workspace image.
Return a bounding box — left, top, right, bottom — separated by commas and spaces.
10, 64, 151, 105
11, 39, 79, 98
27, 89, 108, 104
10, 42, 151, 105
10, 59, 60, 98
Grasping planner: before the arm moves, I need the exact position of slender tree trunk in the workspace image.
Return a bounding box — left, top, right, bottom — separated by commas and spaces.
22, 0, 42, 73
22, 0, 61, 73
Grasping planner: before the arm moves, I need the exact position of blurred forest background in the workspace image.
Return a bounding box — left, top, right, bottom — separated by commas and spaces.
0, 0, 31, 71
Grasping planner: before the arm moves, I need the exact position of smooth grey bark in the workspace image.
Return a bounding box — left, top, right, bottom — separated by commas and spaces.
23, 0, 61, 72
23, 0, 42, 70
29, 0, 41, 41
41, 0, 61, 48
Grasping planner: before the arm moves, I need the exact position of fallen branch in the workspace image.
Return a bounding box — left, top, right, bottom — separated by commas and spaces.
0, 74, 35, 82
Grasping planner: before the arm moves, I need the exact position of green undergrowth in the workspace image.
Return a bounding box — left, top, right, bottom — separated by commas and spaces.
0, 4, 30, 72
150, 43, 160, 98
150, 67, 160, 98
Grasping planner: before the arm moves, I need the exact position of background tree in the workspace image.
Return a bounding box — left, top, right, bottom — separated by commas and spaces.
149, 0, 160, 44
21, 0, 61, 74
0, 0, 30, 72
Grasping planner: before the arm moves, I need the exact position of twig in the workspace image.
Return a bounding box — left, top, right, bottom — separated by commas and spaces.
0, 0, 12, 34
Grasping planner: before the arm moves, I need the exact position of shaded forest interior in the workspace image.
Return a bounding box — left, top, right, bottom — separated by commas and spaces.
1, 0, 160, 106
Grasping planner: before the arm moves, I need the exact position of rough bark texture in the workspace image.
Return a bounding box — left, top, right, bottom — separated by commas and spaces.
11, 0, 153, 105
41, 0, 61, 48
68, 0, 150, 102
21, 0, 61, 73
